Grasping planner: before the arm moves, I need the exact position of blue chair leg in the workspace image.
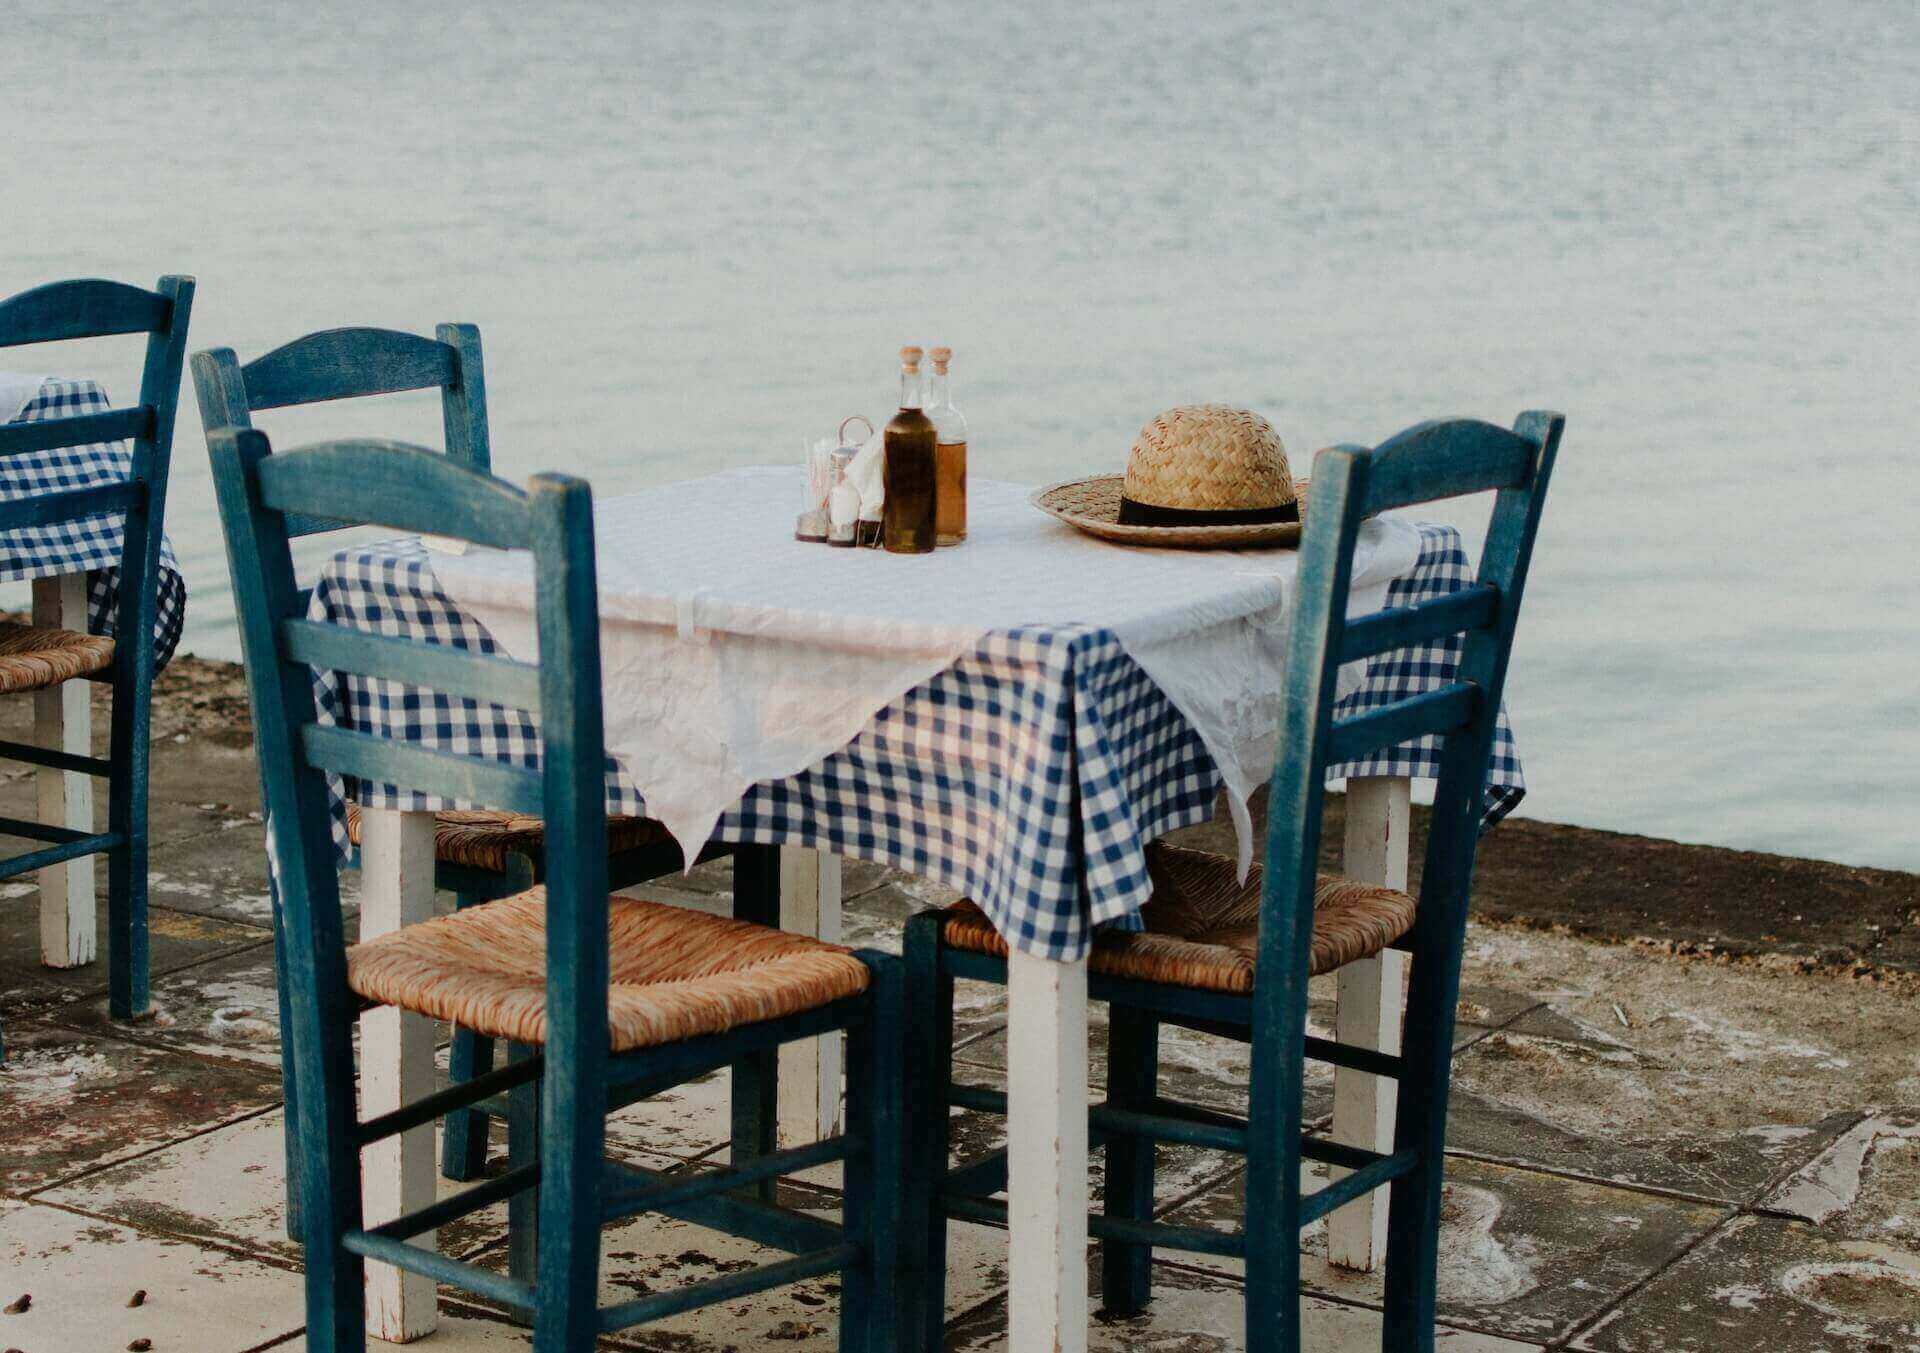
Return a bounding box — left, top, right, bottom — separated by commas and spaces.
902, 913, 954, 1353
841, 955, 905, 1353
730, 845, 780, 1203
1381, 956, 1459, 1352
106, 659, 151, 1023
441, 890, 495, 1182
1102, 1006, 1159, 1315
1244, 959, 1311, 1353
1242, 1127, 1304, 1353
506, 1040, 541, 1324
270, 898, 304, 1240
531, 1058, 604, 1352
293, 1049, 367, 1352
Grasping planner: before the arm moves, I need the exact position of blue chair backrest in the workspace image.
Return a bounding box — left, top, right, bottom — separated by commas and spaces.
0, 276, 196, 552
192, 323, 490, 539
1256, 413, 1565, 1005
208, 427, 611, 1097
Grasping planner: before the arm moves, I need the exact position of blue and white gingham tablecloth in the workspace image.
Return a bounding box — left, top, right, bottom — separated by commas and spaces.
2, 379, 186, 668
309, 522, 1521, 961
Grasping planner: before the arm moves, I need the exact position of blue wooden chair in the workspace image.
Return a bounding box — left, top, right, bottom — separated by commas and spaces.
901, 413, 1565, 1352
209, 429, 908, 1352
0, 276, 195, 1060
193, 328, 713, 1184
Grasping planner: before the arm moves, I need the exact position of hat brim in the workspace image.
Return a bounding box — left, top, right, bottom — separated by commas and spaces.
1030, 474, 1305, 550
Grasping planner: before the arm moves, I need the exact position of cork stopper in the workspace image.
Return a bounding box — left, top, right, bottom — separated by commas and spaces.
899, 345, 924, 373
930, 345, 952, 373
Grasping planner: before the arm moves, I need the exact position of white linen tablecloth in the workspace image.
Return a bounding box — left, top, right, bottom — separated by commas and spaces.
429, 467, 1421, 869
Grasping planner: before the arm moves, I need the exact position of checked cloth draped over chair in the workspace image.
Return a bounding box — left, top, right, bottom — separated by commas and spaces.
1, 377, 189, 668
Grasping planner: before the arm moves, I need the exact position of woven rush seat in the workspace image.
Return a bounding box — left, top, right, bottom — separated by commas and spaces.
940, 843, 1417, 995
343, 802, 671, 874
346, 890, 872, 1052
0, 622, 115, 695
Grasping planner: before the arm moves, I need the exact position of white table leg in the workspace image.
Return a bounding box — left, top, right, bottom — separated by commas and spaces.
34, 573, 95, 969
1328, 775, 1412, 1272
1007, 947, 1090, 1353
775, 846, 843, 1146
358, 807, 439, 1341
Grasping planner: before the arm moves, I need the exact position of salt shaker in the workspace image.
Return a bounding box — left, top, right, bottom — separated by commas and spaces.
827, 447, 860, 546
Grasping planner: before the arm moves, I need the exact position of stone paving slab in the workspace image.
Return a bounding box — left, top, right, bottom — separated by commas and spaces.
1, 1020, 282, 1193
1446, 925, 1918, 1205
0, 1197, 308, 1353
266, 1308, 542, 1349
1156, 1154, 1730, 1344
1574, 1107, 1920, 1350
1572, 1213, 1920, 1351
33, 1107, 629, 1270
944, 1260, 1547, 1350
1444, 1078, 1862, 1207
602, 1064, 734, 1163
1758, 1108, 1920, 1234
0, 893, 270, 1019
49, 938, 287, 1068
145, 821, 298, 929
460, 1195, 1010, 1350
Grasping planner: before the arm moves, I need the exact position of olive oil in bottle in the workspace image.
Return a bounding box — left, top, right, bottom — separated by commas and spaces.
927, 346, 970, 545
883, 346, 937, 554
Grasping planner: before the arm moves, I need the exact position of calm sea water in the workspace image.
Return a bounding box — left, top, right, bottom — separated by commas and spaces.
5, 2, 1916, 869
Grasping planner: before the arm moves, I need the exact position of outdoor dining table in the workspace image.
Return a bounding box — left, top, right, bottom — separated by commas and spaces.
0, 375, 185, 975
307, 466, 1522, 1349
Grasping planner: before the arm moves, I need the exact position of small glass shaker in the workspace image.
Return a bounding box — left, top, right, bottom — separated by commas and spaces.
827, 447, 860, 546
795, 437, 830, 542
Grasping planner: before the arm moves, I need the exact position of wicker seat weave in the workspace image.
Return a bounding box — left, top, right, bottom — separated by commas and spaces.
940, 843, 1417, 994
0, 622, 115, 695
346, 890, 871, 1053
343, 802, 672, 874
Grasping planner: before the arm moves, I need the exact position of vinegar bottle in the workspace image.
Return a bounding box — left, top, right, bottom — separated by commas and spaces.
927, 346, 969, 545
883, 346, 937, 554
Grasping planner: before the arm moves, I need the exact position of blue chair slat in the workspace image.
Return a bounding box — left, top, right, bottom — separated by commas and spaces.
0, 278, 176, 344
0, 274, 195, 1063
210, 429, 907, 1351
0, 406, 153, 457
238, 326, 461, 410
0, 481, 142, 532
279, 618, 541, 710
256, 437, 526, 547
902, 410, 1566, 1353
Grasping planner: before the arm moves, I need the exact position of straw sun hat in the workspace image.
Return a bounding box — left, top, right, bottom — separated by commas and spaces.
1031, 405, 1303, 548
